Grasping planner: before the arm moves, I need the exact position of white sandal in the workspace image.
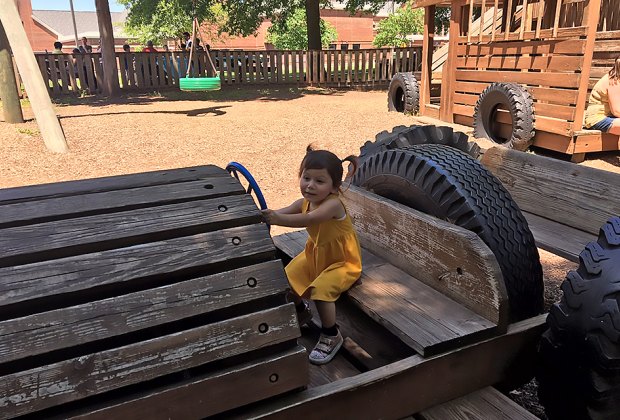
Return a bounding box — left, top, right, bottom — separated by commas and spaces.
308, 330, 343, 365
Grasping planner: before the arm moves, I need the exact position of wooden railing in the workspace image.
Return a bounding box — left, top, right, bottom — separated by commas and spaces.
25, 47, 421, 96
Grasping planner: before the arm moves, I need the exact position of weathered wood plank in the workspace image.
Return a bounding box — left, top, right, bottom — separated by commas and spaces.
0, 224, 274, 310
0, 260, 288, 364
0, 305, 300, 417
455, 54, 582, 72
418, 386, 538, 420
480, 147, 620, 235
522, 211, 595, 262
275, 232, 498, 356
456, 70, 580, 89
348, 251, 498, 356
0, 177, 244, 228
0, 165, 227, 204
0, 195, 260, 266
67, 346, 308, 420
342, 186, 508, 328
456, 39, 586, 56
230, 315, 546, 419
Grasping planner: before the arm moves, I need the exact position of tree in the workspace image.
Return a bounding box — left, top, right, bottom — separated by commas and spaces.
373, 5, 424, 47
266, 8, 337, 50
119, 0, 405, 50
435, 7, 450, 35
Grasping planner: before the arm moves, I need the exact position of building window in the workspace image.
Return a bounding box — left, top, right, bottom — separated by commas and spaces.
353, 44, 360, 50
328, 44, 336, 50
341, 43, 349, 50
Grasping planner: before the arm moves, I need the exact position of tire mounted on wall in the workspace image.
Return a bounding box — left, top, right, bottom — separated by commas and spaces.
537, 217, 620, 420
387, 72, 420, 115
473, 82, 535, 151
359, 124, 481, 163
352, 144, 544, 321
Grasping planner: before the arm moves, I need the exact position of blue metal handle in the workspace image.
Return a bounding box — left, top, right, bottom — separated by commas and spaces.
226, 162, 268, 211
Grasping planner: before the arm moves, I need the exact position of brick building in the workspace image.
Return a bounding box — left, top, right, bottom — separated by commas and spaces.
16, 0, 129, 52
16, 0, 398, 52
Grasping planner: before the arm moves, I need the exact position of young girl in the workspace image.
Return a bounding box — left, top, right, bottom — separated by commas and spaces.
262, 146, 362, 365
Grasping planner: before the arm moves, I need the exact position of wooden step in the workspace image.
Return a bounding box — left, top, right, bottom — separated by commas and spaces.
274, 230, 497, 357
417, 386, 539, 420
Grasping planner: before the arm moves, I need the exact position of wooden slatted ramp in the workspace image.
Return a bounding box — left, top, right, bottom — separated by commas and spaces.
274, 186, 509, 357
0, 166, 308, 419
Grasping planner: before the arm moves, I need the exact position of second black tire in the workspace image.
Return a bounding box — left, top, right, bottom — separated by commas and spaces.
388, 72, 420, 115
352, 144, 544, 321
473, 82, 535, 151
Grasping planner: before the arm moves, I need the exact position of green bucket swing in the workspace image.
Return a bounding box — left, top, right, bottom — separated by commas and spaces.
180, 17, 220, 92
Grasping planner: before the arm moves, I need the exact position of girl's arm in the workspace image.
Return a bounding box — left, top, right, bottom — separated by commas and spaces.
608, 81, 620, 117
262, 198, 344, 228
273, 198, 304, 215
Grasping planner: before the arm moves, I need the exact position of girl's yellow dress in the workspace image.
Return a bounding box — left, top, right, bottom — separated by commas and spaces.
286, 194, 362, 302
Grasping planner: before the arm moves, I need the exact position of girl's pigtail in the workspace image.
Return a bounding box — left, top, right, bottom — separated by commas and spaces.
340, 155, 359, 193
342, 155, 359, 180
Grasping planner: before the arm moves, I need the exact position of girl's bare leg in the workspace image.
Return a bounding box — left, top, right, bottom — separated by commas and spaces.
315, 300, 337, 328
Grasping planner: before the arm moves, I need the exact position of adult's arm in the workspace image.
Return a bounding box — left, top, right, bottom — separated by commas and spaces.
608, 80, 620, 117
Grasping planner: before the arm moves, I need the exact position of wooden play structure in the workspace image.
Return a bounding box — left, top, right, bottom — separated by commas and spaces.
1, 130, 619, 417
411, 0, 620, 160
0, 155, 547, 419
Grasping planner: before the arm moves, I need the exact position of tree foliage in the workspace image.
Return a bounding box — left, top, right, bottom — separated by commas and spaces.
266, 9, 337, 50
372, 5, 424, 47
118, 0, 406, 50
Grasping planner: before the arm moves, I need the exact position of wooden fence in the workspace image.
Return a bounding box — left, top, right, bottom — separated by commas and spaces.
24, 47, 421, 96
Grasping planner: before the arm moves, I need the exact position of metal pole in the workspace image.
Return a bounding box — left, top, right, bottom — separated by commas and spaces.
69, 0, 79, 46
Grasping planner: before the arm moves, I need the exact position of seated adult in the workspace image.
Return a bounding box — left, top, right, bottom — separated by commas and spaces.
585, 55, 620, 135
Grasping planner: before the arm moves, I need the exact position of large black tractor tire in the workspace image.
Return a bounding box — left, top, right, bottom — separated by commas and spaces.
352, 144, 544, 321
537, 217, 620, 420
387, 72, 420, 115
473, 82, 535, 151
359, 124, 481, 163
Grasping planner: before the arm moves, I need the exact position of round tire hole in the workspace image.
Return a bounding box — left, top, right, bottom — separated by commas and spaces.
258, 323, 269, 333
269, 373, 279, 383
218, 205, 228, 212
232, 237, 241, 245
247, 277, 257, 287
456, 267, 463, 275
204, 184, 214, 189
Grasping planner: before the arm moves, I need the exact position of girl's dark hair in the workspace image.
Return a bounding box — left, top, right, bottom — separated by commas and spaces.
610, 55, 620, 81
299, 144, 358, 190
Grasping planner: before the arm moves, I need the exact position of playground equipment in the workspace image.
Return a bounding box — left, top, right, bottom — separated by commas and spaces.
179, 17, 221, 92
401, 0, 620, 161
1, 127, 618, 418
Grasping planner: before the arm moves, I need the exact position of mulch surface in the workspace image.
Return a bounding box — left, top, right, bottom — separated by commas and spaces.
1, 86, 619, 417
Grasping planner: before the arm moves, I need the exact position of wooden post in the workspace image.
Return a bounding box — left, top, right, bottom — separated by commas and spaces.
420, 5, 436, 116
440, 0, 464, 122
0, 22, 24, 123
572, 0, 603, 133
0, 1, 67, 153
95, 0, 120, 97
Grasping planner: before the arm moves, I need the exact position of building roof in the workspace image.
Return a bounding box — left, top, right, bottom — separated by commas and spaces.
32, 9, 129, 42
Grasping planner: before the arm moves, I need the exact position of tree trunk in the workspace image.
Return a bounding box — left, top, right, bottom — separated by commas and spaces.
0, 22, 24, 123
0, 1, 67, 152
305, 0, 321, 51
95, 0, 119, 96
